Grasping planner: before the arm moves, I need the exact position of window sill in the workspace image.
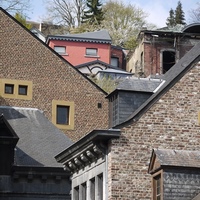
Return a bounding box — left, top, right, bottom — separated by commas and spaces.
84, 55, 100, 58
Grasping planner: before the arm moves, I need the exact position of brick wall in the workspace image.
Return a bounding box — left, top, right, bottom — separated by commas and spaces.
108, 64, 200, 199
111, 46, 126, 70
0, 9, 109, 141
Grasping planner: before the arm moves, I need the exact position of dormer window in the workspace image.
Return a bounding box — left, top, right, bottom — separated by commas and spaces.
54, 46, 66, 55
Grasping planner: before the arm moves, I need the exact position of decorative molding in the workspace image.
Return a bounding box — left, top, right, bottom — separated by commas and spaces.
63, 142, 106, 173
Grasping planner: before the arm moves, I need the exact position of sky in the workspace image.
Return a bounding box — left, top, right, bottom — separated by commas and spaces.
28, 0, 199, 28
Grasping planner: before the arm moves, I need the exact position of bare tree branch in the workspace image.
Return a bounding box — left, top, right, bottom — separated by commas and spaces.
0, 0, 31, 14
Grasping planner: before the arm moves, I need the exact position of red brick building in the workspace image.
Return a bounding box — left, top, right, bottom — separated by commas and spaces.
127, 24, 200, 77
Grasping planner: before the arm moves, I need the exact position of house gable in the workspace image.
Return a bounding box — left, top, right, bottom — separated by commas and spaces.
107, 43, 200, 199
0, 8, 109, 141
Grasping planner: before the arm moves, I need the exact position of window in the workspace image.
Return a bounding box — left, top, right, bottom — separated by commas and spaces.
111, 57, 119, 68
86, 48, 97, 56
81, 183, 87, 200
18, 85, 28, 95
73, 174, 103, 200
54, 46, 66, 55
52, 100, 75, 130
56, 105, 69, 125
97, 174, 103, 200
74, 186, 79, 200
153, 174, 162, 200
90, 178, 95, 200
5, 84, 14, 94
161, 50, 175, 74
0, 79, 32, 100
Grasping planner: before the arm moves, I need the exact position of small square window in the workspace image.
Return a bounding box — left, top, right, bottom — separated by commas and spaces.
86, 48, 97, 56
54, 46, 66, 55
18, 85, 28, 95
98, 103, 102, 108
56, 105, 70, 125
5, 84, 14, 94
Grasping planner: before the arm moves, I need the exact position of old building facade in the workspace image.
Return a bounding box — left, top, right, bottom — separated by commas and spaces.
0, 8, 109, 141
127, 24, 200, 77
57, 42, 200, 199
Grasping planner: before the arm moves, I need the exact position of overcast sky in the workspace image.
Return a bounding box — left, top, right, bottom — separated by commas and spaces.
29, 0, 199, 28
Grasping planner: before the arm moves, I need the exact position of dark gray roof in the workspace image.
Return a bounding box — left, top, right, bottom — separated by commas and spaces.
116, 78, 163, 92
46, 30, 111, 44
0, 106, 73, 168
76, 60, 115, 69
106, 78, 163, 99
153, 149, 200, 168
114, 42, 200, 128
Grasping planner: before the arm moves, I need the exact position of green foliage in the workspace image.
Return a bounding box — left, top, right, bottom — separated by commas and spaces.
89, 75, 117, 94
101, 0, 150, 49
166, 1, 186, 27
14, 12, 32, 29
175, 1, 186, 25
166, 9, 175, 27
82, 0, 104, 25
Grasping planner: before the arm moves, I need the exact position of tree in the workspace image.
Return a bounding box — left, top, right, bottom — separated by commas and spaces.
174, 1, 186, 25
166, 8, 175, 27
89, 75, 117, 94
14, 12, 32, 29
0, 0, 31, 14
82, 0, 104, 25
101, 0, 150, 49
44, 0, 87, 28
189, 2, 200, 23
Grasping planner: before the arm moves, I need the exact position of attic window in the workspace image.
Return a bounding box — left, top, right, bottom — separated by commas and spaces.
56, 105, 70, 125
5, 84, 14, 94
18, 85, 28, 95
52, 100, 75, 130
54, 46, 66, 55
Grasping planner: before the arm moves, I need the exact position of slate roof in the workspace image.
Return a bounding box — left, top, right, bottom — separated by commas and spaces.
46, 30, 111, 44
152, 149, 200, 168
76, 60, 115, 69
115, 78, 163, 92
0, 106, 73, 168
114, 42, 200, 128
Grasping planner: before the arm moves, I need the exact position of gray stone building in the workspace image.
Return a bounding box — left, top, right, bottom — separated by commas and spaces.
0, 106, 72, 199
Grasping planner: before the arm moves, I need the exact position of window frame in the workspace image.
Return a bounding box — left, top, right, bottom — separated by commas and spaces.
111, 57, 119, 68
52, 100, 75, 130
85, 48, 98, 57
152, 170, 163, 200
5, 84, 14, 94
54, 46, 67, 55
0, 79, 32, 100
18, 85, 28, 95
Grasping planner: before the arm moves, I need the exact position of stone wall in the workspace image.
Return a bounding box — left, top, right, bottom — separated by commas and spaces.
108, 63, 200, 199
